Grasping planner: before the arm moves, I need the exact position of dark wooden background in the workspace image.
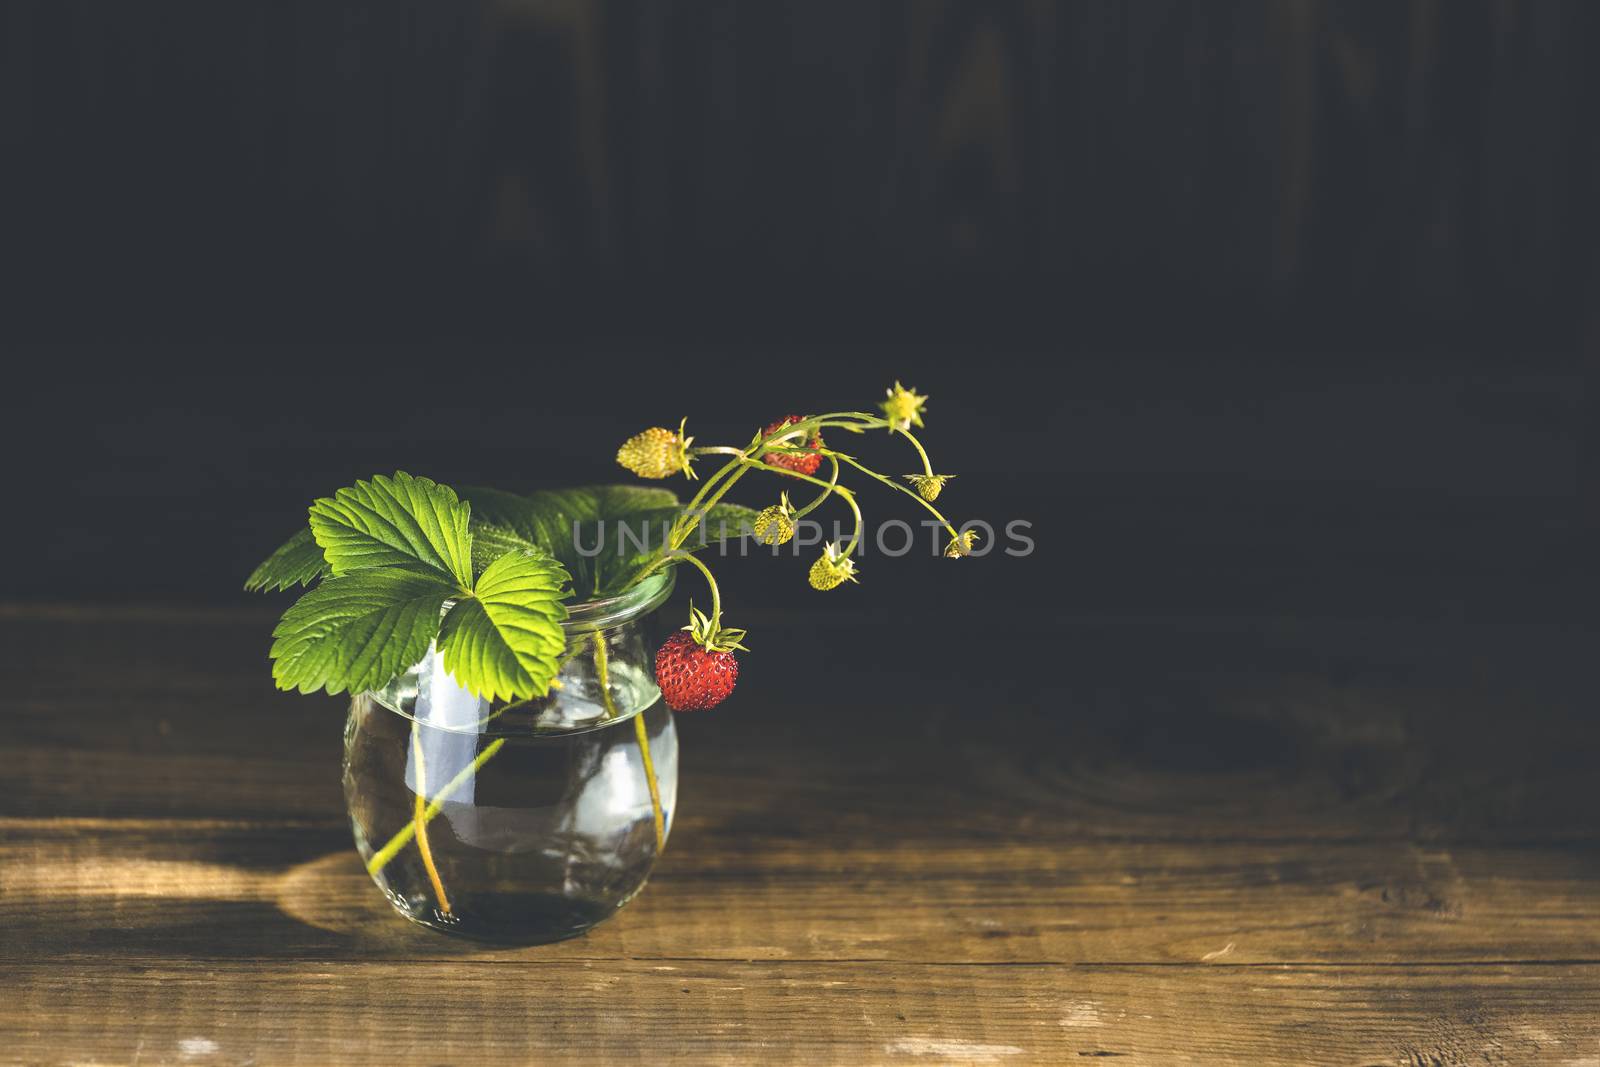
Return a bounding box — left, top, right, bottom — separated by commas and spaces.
1, 0, 1592, 607
2, 0, 1596, 343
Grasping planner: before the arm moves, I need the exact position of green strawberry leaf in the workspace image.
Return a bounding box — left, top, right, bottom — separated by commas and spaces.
439, 550, 572, 701
462, 485, 678, 546
590, 502, 760, 595
309, 472, 474, 589
469, 521, 544, 578
662, 502, 761, 547
459, 484, 681, 593
269, 570, 458, 696
245, 527, 331, 592
458, 486, 552, 539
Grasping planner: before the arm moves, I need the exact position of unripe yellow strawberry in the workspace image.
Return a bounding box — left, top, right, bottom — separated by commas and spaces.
944, 529, 980, 558
904, 473, 952, 502
752, 501, 795, 546
880, 381, 928, 431
808, 542, 858, 590
616, 419, 695, 480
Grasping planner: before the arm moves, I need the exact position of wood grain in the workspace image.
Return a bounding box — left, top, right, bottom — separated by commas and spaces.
3, 605, 1595, 1064
7, 823, 1600, 967
6, 961, 1600, 1066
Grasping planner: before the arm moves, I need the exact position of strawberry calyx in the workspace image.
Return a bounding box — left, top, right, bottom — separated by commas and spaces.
682, 603, 748, 654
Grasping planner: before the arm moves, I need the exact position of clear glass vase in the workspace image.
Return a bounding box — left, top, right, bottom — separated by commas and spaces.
342, 571, 677, 943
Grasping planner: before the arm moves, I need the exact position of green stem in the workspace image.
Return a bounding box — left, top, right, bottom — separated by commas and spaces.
838, 491, 864, 558
409, 727, 452, 914
672, 466, 751, 552
592, 630, 664, 851
668, 549, 723, 627
591, 631, 620, 722
676, 454, 746, 532
731, 459, 863, 557
660, 450, 747, 562
791, 455, 840, 519
807, 415, 891, 434
894, 427, 936, 476
633, 712, 665, 852
828, 451, 958, 536
366, 737, 507, 877
643, 412, 887, 582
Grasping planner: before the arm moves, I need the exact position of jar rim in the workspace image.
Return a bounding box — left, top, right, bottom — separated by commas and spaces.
561, 569, 675, 633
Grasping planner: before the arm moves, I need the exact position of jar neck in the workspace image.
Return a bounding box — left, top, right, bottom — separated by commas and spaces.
561, 570, 675, 637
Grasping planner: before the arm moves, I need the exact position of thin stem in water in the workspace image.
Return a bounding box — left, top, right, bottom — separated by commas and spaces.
634, 712, 665, 853
366, 737, 507, 877
409, 726, 452, 914
591, 631, 620, 722
591, 630, 665, 852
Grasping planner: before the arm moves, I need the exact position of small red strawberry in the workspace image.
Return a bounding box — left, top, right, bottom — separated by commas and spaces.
761, 415, 825, 477
654, 607, 747, 711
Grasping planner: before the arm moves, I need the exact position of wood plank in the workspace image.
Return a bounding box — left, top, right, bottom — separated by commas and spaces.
4, 960, 1598, 1066
6, 824, 1600, 966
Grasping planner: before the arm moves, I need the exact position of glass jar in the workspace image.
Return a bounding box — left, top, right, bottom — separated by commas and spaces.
342, 571, 677, 943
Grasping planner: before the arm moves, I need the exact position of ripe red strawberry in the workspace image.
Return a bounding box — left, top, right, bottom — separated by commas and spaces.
654, 630, 740, 711
761, 415, 825, 477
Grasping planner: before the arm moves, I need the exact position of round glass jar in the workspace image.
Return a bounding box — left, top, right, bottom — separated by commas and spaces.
342, 571, 677, 943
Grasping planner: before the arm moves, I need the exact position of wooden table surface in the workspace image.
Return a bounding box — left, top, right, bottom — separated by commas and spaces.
5, 597, 1597, 1066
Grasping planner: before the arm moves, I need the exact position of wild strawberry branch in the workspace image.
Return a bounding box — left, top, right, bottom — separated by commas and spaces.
828, 451, 957, 536
620, 388, 966, 623
736, 459, 865, 555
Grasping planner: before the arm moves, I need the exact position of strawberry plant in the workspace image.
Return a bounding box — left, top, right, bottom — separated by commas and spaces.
250, 380, 969, 710
248, 382, 974, 924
